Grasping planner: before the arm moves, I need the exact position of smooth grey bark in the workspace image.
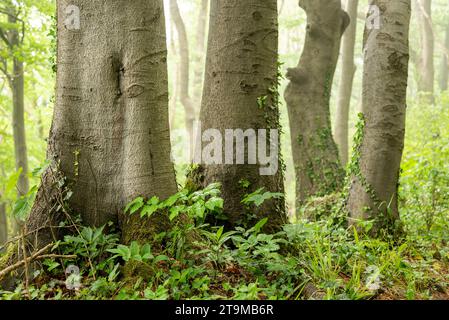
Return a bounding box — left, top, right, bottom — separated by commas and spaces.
197, 0, 286, 232
416, 0, 435, 102
284, 0, 348, 209
335, 0, 359, 166
170, 0, 196, 148
26, 0, 177, 247
348, 0, 411, 236
439, 22, 449, 91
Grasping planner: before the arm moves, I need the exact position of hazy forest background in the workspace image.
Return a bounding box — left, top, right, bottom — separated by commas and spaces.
0, 0, 448, 300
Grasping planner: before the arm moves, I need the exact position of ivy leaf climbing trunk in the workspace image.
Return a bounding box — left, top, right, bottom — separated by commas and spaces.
25, 0, 177, 248
347, 0, 411, 237
196, 0, 286, 232
335, 0, 359, 167
284, 0, 348, 210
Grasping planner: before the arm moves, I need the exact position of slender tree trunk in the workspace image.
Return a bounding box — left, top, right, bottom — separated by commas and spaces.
169, 20, 179, 130
7, 12, 29, 233
0, 198, 6, 246
25, 0, 177, 248
284, 0, 348, 209
335, 0, 359, 166
34, 98, 45, 140
170, 0, 196, 153
193, 0, 208, 105
279, 0, 286, 16
348, 0, 411, 237
169, 66, 180, 130
439, 22, 449, 92
416, 0, 434, 102
196, 0, 286, 232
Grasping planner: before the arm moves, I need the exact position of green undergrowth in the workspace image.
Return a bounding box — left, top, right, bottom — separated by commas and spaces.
1, 181, 448, 300
1, 100, 449, 301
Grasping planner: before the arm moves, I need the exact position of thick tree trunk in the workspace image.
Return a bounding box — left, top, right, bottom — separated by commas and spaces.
439, 22, 449, 92
25, 0, 177, 247
192, 0, 208, 105
348, 0, 411, 237
416, 0, 434, 102
170, 0, 196, 152
8, 12, 29, 233
284, 0, 348, 209
335, 0, 359, 166
197, 0, 286, 232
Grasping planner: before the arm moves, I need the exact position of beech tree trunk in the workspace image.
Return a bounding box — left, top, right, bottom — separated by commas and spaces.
348, 0, 411, 237
439, 22, 449, 92
197, 0, 286, 232
170, 0, 196, 149
284, 0, 348, 209
335, 0, 359, 166
25, 0, 177, 247
416, 0, 434, 102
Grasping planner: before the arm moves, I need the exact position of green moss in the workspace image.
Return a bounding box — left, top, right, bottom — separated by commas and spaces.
301, 193, 342, 223
122, 260, 154, 282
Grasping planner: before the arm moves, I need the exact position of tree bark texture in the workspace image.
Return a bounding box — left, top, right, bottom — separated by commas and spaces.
348, 0, 411, 236
284, 0, 348, 209
198, 0, 286, 232
26, 0, 177, 246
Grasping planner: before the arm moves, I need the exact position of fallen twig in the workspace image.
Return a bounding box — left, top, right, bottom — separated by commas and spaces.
0, 243, 77, 280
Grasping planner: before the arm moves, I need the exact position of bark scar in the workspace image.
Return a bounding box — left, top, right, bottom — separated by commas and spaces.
125, 84, 145, 98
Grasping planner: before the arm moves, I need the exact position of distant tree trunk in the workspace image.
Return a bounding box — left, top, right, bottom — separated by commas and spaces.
169, 66, 180, 130
416, 0, 434, 102
279, 0, 286, 16
25, 0, 177, 249
193, 0, 208, 105
7, 11, 29, 233
284, 0, 348, 209
439, 22, 449, 92
197, 0, 286, 232
335, 0, 359, 166
34, 98, 46, 140
170, 0, 196, 153
0, 198, 6, 246
348, 0, 411, 237
169, 20, 179, 130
